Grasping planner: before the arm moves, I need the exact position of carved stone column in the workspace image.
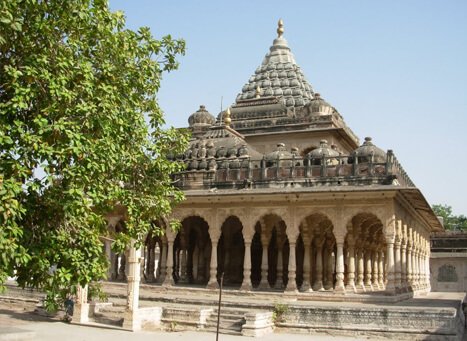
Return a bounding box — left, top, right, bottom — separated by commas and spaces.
356, 249, 365, 291
425, 240, 431, 291
419, 247, 425, 289
378, 250, 385, 289
207, 235, 220, 289
346, 238, 356, 292
371, 250, 379, 289
394, 236, 401, 291
364, 249, 373, 291
73, 285, 89, 324
400, 236, 407, 292
285, 241, 297, 292
275, 236, 286, 289
385, 238, 396, 293
414, 246, 420, 290
406, 241, 413, 291
179, 235, 188, 283
158, 239, 167, 283
324, 239, 335, 290
259, 230, 270, 289
241, 238, 252, 291
300, 236, 312, 292
162, 238, 174, 287
334, 239, 345, 293
123, 241, 142, 331
313, 237, 325, 291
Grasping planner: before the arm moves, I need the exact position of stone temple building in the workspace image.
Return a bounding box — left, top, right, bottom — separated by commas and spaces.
107, 20, 443, 297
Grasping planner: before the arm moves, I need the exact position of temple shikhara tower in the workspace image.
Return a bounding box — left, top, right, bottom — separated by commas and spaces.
104, 20, 446, 322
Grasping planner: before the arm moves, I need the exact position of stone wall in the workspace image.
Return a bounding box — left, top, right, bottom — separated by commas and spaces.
430, 232, 467, 292
430, 253, 467, 292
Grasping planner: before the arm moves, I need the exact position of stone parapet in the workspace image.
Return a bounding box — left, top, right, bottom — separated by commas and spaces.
173, 151, 414, 190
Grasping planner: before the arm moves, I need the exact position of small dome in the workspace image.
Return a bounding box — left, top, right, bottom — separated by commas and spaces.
306, 140, 340, 166
307, 140, 339, 159
265, 143, 293, 167
350, 137, 387, 163
188, 105, 216, 127
308, 93, 333, 115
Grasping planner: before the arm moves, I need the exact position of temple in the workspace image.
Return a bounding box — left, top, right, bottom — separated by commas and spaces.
99, 20, 451, 334
152, 19, 442, 294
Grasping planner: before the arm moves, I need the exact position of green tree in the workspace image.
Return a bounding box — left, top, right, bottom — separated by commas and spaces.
432, 204, 467, 231
0, 0, 188, 310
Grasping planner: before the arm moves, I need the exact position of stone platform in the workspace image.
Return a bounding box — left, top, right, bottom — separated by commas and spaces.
101, 282, 466, 340
1, 282, 465, 339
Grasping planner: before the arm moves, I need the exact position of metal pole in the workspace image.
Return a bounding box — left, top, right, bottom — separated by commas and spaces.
216, 272, 224, 341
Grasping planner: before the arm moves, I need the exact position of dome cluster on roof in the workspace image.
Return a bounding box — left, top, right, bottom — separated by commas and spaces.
188, 105, 216, 127
177, 141, 257, 171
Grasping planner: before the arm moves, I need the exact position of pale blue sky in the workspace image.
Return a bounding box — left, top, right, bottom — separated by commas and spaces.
110, 0, 467, 216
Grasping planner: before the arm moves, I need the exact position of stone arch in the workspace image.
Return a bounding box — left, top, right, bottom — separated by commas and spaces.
173, 215, 212, 285
218, 215, 245, 287
297, 213, 336, 291
143, 220, 170, 283
345, 212, 386, 291
251, 213, 289, 289
343, 208, 386, 230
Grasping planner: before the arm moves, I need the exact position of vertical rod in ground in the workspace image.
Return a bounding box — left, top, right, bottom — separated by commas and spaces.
216, 272, 224, 341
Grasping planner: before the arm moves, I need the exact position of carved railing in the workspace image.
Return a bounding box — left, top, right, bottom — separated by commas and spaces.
172, 151, 415, 190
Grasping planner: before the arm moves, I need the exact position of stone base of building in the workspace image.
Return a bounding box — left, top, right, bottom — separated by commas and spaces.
96, 282, 465, 339
276, 302, 465, 340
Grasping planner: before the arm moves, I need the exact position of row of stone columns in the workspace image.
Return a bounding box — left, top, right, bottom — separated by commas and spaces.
104, 221, 430, 296
346, 245, 386, 292
389, 223, 431, 292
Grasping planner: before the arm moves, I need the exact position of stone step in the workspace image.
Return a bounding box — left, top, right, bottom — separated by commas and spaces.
204, 326, 243, 336
205, 320, 244, 330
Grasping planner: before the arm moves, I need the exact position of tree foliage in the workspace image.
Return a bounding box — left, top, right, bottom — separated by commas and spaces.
432, 204, 467, 231
0, 0, 188, 309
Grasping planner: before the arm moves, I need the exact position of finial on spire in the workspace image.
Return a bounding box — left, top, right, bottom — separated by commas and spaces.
255, 86, 261, 98
224, 107, 231, 126
277, 19, 284, 37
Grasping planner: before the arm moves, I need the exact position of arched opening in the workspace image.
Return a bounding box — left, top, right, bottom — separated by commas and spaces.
143, 232, 164, 283
218, 216, 245, 287
345, 213, 385, 292
250, 214, 288, 290
298, 213, 336, 291
173, 216, 211, 285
